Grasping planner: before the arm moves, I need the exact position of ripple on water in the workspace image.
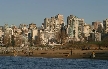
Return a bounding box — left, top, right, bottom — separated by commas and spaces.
0, 56, 108, 69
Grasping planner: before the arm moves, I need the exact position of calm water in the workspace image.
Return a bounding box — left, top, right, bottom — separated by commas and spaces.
0, 56, 108, 69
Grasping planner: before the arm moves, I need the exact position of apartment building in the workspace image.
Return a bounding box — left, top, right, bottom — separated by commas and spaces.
67, 15, 84, 41
0, 26, 4, 37
103, 19, 108, 33
3, 27, 14, 46
42, 14, 65, 45
29, 23, 37, 29
55, 14, 64, 25
44, 14, 64, 29
39, 29, 45, 45
92, 21, 103, 33
28, 23, 38, 41
0, 26, 4, 46
82, 24, 91, 41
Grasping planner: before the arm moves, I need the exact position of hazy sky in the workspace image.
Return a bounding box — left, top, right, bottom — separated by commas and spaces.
0, 0, 108, 27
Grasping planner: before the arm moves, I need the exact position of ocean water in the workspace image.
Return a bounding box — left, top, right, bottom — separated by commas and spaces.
0, 56, 108, 69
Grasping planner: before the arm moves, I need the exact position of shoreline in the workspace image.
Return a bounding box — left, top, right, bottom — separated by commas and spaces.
0, 49, 108, 60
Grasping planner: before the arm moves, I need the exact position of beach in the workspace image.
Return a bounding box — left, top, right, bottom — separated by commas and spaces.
0, 47, 108, 60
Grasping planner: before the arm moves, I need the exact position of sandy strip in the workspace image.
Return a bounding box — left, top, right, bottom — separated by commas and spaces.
0, 49, 108, 60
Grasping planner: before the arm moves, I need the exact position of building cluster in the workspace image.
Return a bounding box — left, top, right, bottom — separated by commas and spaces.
0, 14, 108, 46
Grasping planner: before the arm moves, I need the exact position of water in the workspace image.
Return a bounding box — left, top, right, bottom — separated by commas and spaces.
0, 56, 108, 69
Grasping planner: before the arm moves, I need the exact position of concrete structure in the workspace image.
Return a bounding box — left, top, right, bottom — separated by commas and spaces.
42, 14, 65, 45
16, 29, 22, 35
44, 14, 64, 29
95, 32, 101, 41
14, 35, 22, 46
29, 23, 37, 29
39, 30, 45, 45
3, 27, 14, 46
82, 24, 91, 41
19, 24, 28, 36
4, 24, 9, 30
67, 15, 86, 41
55, 14, 64, 25
31, 29, 38, 40
1, 14, 106, 45
89, 32, 101, 42
92, 21, 103, 33
67, 15, 78, 41
0, 26, 4, 37
28, 23, 38, 40
0, 28, 4, 46
103, 19, 108, 33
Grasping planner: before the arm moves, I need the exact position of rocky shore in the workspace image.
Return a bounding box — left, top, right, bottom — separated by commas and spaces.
0, 47, 108, 60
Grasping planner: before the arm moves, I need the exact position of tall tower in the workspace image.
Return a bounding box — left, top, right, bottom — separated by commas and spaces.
55, 14, 64, 25
67, 15, 85, 41
44, 14, 64, 30
103, 19, 108, 33
44, 18, 51, 29
67, 15, 79, 40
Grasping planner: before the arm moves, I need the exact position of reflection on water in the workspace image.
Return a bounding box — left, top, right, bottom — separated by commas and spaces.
0, 56, 108, 69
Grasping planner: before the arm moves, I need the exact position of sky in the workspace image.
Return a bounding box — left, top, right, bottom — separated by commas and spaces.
0, 0, 108, 27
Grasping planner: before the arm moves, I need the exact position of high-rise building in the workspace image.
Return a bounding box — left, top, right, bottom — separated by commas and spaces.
44, 14, 64, 29
92, 21, 103, 33
92, 21, 99, 30
67, 15, 82, 41
55, 14, 64, 25
42, 14, 65, 45
103, 19, 108, 33
28, 23, 38, 40
29, 23, 37, 29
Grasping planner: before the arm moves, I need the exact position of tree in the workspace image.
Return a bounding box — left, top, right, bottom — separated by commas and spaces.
11, 35, 15, 48
101, 36, 108, 46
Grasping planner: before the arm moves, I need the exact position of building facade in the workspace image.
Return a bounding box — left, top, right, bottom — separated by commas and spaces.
103, 19, 108, 33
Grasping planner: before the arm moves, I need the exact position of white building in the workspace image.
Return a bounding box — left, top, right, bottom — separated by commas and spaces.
103, 19, 108, 33
41, 14, 64, 45
32, 29, 38, 40
67, 15, 85, 41
0, 30, 4, 37
95, 32, 101, 41
39, 30, 45, 45
83, 24, 91, 40
0, 29, 4, 45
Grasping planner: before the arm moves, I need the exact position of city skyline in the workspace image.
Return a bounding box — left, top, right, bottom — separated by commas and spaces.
0, 0, 108, 26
